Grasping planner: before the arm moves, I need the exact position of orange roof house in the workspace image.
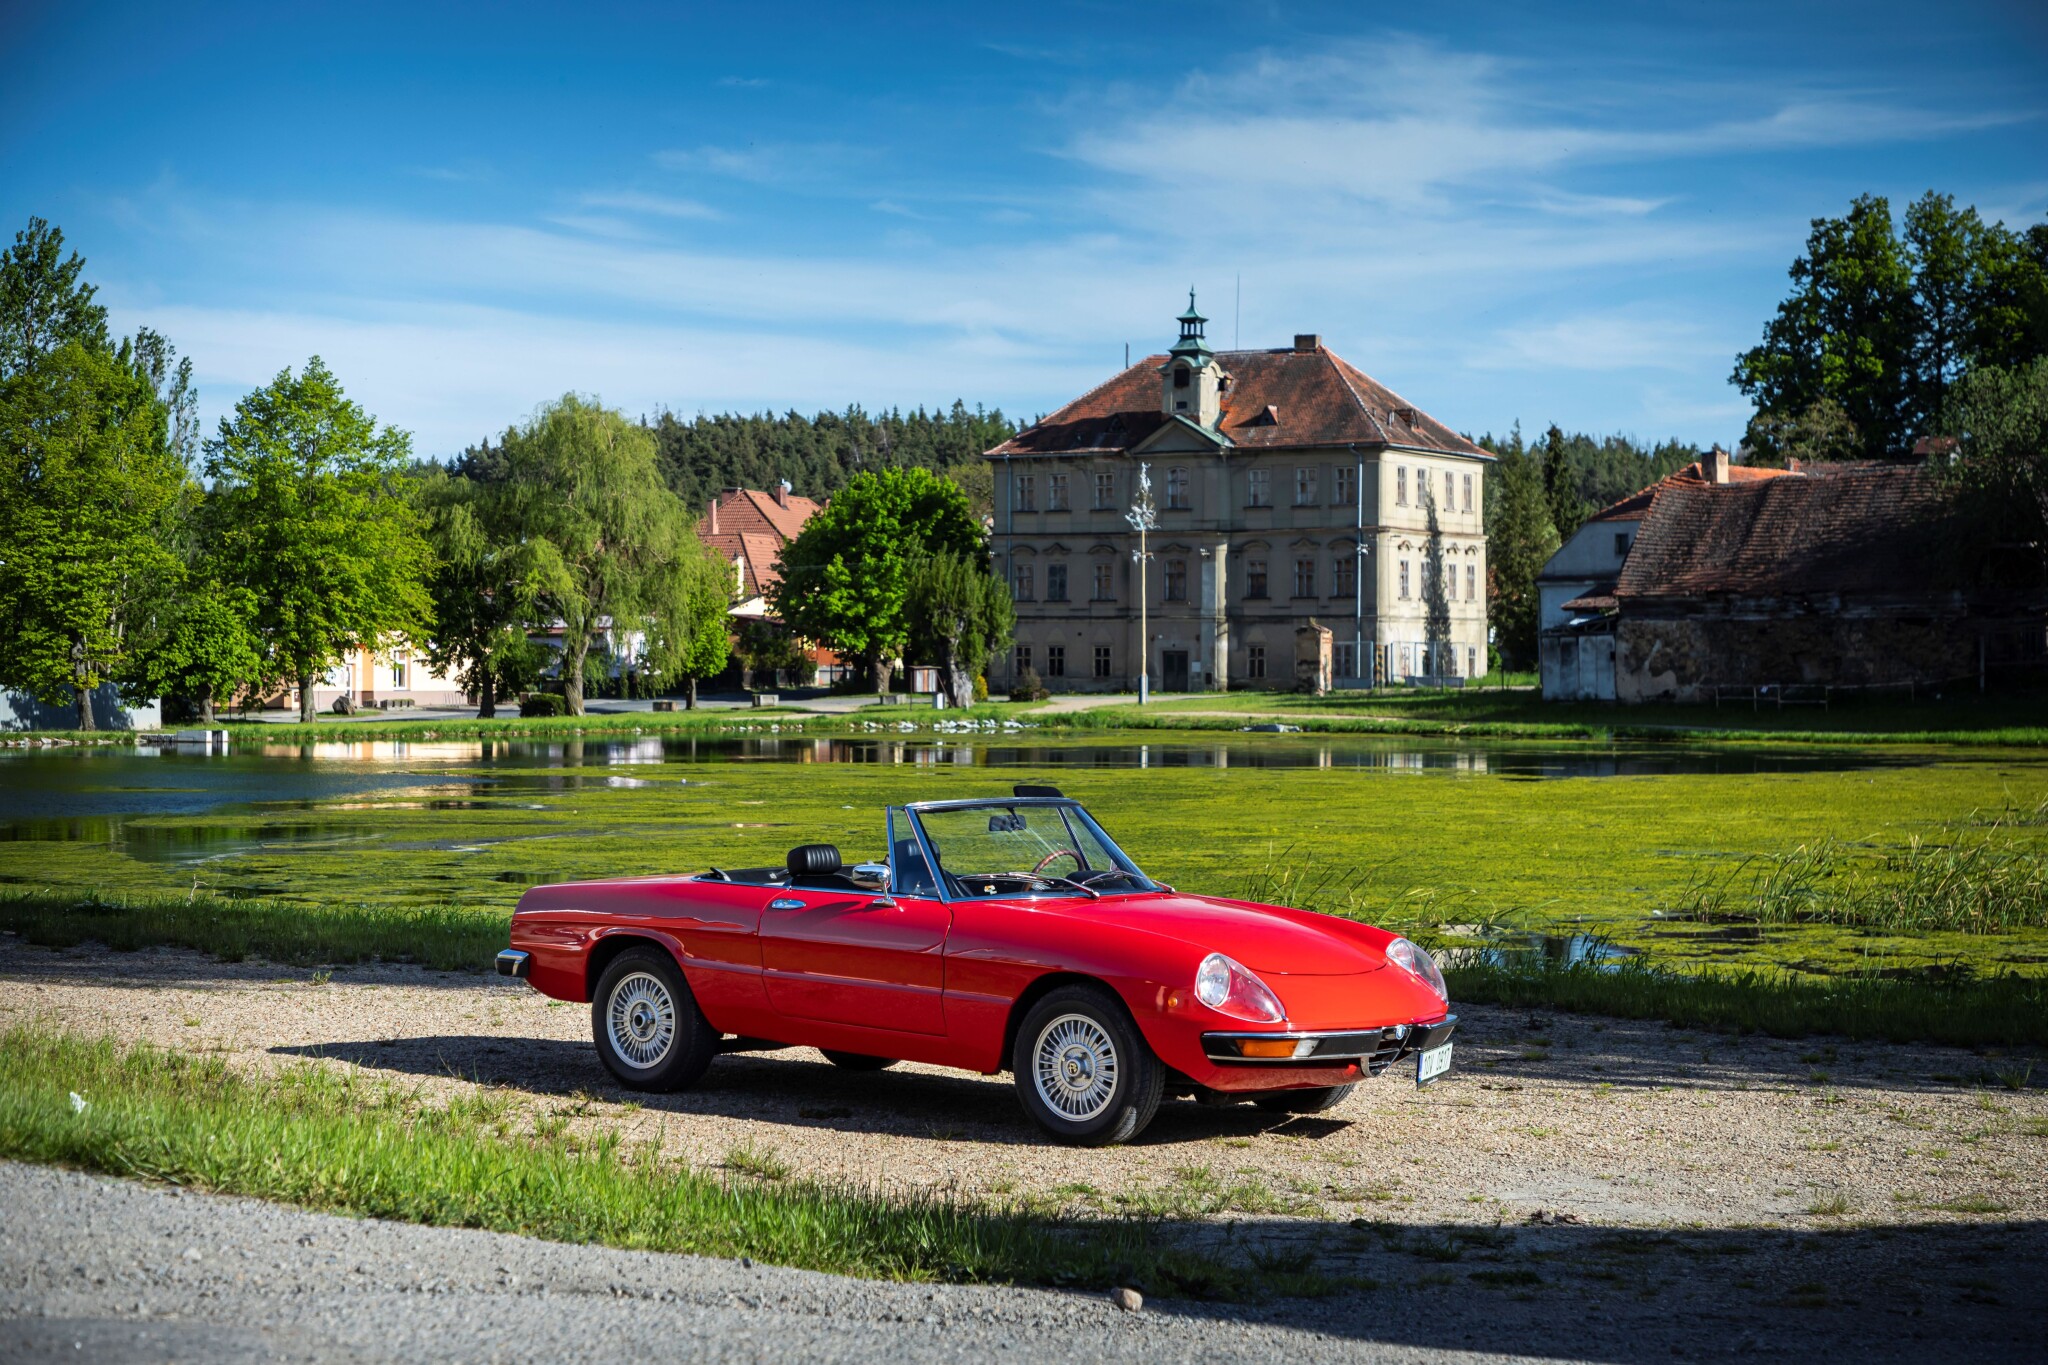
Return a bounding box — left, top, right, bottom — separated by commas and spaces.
698, 481, 822, 602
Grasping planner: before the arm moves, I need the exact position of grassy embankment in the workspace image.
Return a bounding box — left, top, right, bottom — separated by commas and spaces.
4, 743, 2046, 1045
0, 1027, 1278, 1297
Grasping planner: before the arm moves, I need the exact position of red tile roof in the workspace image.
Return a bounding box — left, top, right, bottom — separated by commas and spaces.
698, 487, 822, 597
987, 347, 1487, 458
1588, 460, 1795, 524
1614, 464, 1947, 602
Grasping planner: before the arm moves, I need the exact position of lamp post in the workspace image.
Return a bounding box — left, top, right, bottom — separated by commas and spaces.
1127, 461, 1158, 704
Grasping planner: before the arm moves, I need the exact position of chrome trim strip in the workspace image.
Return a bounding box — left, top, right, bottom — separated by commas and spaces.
495, 949, 531, 979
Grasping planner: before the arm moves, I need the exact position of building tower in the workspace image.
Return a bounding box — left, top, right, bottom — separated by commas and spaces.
1158, 290, 1227, 429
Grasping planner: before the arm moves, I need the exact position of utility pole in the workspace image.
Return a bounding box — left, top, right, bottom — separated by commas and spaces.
1127, 461, 1158, 704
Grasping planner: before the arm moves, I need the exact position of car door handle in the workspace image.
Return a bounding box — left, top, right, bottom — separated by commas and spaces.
768, 897, 805, 910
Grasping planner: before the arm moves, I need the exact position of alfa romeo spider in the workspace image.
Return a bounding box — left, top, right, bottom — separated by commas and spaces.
497, 787, 1455, 1144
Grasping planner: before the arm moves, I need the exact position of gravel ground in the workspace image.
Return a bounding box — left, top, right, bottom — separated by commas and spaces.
3, 939, 2046, 1361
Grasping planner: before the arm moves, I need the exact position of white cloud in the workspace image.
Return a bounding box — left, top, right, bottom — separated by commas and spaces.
577, 191, 722, 221
1469, 315, 1732, 373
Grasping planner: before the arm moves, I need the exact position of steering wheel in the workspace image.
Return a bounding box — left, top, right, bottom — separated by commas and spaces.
1032, 848, 1084, 876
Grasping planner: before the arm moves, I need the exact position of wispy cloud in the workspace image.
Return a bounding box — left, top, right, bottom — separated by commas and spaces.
578, 190, 722, 221
1468, 314, 1732, 373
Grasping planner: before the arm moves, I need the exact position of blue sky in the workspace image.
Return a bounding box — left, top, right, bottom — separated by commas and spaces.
4, 0, 2045, 459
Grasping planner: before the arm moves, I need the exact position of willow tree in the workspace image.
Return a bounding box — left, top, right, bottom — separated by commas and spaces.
500, 395, 693, 715
905, 550, 1014, 708
204, 357, 433, 721
641, 535, 735, 709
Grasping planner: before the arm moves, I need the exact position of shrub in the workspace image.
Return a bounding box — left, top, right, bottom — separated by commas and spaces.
1009, 667, 1048, 702
518, 692, 568, 718
972, 671, 989, 703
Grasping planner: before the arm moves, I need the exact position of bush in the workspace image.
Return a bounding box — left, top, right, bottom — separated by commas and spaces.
518, 692, 568, 718
1009, 667, 1049, 702
972, 671, 989, 703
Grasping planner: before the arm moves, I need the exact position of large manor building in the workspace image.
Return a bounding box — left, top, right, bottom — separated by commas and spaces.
985, 297, 1491, 693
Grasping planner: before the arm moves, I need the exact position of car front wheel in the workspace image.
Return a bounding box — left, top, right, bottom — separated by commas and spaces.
1011, 984, 1163, 1146
591, 946, 716, 1091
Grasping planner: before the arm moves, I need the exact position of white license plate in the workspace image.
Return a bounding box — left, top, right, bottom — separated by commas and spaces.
1416, 1041, 1453, 1086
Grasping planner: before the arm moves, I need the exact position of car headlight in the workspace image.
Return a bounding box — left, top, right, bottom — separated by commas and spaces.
1384, 937, 1448, 1002
1194, 952, 1285, 1023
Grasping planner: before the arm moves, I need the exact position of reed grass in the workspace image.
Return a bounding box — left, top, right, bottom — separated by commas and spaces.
0, 1026, 1240, 1294
1678, 837, 2048, 935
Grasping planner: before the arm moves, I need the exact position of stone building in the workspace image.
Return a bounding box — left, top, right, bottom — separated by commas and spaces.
985, 297, 1491, 693
1538, 455, 2040, 702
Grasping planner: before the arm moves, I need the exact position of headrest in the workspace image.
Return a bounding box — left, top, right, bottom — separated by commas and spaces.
786, 843, 842, 876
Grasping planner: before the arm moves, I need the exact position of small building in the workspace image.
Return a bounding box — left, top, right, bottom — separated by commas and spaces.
986, 296, 1492, 693
1538, 454, 2035, 702
696, 482, 847, 687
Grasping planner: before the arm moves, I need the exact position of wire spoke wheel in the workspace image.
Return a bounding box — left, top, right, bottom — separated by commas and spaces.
1032, 1012, 1119, 1121
606, 970, 677, 1069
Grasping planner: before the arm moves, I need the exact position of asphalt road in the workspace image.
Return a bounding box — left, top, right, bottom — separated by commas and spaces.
4, 1162, 2043, 1364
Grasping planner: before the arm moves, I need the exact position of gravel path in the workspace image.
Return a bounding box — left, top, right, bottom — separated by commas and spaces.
3, 939, 2046, 1361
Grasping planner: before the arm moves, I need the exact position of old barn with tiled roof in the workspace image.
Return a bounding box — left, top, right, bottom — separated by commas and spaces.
1539, 455, 2036, 703
987, 297, 1491, 694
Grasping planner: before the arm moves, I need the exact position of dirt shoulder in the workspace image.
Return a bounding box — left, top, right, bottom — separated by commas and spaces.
4, 936, 2043, 1234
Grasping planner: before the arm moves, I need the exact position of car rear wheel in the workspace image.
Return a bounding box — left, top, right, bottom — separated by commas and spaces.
820, 1050, 896, 1071
591, 947, 716, 1092
1251, 1083, 1357, 1114
1011, 984, 1163, 1146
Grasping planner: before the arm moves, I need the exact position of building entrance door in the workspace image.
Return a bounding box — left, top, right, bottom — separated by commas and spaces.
1161, 650, 1189, 691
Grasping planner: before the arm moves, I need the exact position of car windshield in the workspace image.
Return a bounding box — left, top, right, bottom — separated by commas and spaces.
909, 801, 1154, 898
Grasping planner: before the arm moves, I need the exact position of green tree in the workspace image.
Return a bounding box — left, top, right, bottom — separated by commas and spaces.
904, 550, 1015, 707
1478, 429, 1560, 669
1937, 357, 2048, 588
771, 467, 984, 692
1539, 424, 1586, 541
0, 217, 110, 381
732, 617, 815, 688
1420, 484, 1454, 680
204, 357, 433, 722
0, 342, 184, 728
1741, 396, 1862, 468
499, 395, 694, 715
126, 571, 263, 725
1733, 195, 1919, 457
641, 536, 735, 708
415, 465, 562, 718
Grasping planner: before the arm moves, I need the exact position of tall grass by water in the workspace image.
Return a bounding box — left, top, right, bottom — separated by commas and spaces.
0, 1027, 1242, 1295
1678, 837, 2048, 935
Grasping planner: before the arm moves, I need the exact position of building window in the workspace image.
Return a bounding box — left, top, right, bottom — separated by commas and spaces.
1333, 465, 1356, 507
1466, 564, 1476, 599
1332, 553, 1356, 598
1014, 646, 1031, 676
1396, 467, 1408, 506
1248, 645, 1266, 679
1173, 365, 1190, 389
1092, 562, 1113, 600
1293, 557, 1315, 598
1094, 472, 1115, 509
1046, 563, 1068, 601
1165, 558, 1188, 602
1166, 466, 1190, 510
1245, 558, 1268, 599
1335, 642, 1356, 679
1247, 469, 1271, 507
1015, 474, 1036, 511
1093, 646, 1111, 678
1445, 558, 1457, 600
1046, 645, 1065, 678
1014, 563, 1035, 601
1468, 646, 1478, 678
1614, 532, 1630, 557
390, 652, 408, 690
1399, 560, 1410, 598
1047, 473, 1069, 511
1294, 467, 1317, 505
1463, 472, 1474, 512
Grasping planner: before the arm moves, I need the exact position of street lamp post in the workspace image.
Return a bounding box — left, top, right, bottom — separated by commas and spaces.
1127, 461, 1158, 704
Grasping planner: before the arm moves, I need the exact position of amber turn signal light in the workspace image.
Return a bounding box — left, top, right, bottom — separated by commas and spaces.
1236, 1038, 1312, 1059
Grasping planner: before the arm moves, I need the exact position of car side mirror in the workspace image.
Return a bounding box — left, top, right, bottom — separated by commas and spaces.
850, 862, 891, 893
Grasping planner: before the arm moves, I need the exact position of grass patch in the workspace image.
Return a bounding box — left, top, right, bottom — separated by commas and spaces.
0, 1026, 1239, 1295
1679, 836, 2048, 934
1442, 954, 2048, 1049
0, 891, 506, 971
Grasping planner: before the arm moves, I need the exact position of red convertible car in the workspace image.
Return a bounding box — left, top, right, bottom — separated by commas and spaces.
497, 787, 1455, 1144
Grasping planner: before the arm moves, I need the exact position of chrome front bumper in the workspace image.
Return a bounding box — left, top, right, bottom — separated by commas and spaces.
495, 949, 531, 979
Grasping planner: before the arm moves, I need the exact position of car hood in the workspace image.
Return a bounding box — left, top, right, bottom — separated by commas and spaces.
1094, 892, 1386, 976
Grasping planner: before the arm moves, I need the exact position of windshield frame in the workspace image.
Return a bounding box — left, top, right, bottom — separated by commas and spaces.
902, 797, 1157, 903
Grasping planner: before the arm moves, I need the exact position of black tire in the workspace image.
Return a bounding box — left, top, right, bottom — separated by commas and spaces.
820, 1050, 897, 1072
590, 947, 717, 1092
1010, 984, 1164, 1146
1251, 1083, 1358, 1114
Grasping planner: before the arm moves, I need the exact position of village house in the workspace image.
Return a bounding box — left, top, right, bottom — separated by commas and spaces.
697, 481, 847, 687
985, 296, 1492, 693
1538, 452, 2041, 702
